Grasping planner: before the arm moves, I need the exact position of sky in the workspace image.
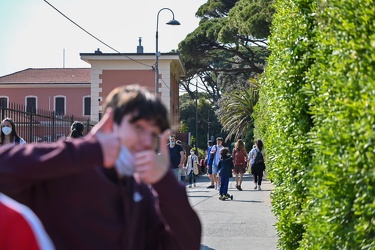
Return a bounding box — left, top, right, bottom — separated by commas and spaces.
0, 0, 207, 77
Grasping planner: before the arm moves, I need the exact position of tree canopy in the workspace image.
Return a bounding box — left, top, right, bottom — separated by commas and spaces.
178, 0, 274, 100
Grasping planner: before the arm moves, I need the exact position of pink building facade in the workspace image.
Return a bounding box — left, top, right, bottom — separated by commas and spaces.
0, 52, 185, 127
0, 68, 91, 118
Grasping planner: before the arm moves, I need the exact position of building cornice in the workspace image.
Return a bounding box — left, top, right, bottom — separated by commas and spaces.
80, 52, 185, 75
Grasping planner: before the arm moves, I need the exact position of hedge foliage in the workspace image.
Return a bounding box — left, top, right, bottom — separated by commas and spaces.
254, 0, 375, 249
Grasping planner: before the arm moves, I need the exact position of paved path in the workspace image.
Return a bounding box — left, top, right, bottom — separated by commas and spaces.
185, 173, 278, 250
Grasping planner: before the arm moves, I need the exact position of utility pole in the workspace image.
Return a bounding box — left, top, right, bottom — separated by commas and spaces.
195, 79, 198, 152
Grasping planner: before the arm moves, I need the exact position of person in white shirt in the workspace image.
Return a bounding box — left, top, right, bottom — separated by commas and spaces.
210, 137, 224, 190
248, 140, 266, 190
248, 144, 257, 188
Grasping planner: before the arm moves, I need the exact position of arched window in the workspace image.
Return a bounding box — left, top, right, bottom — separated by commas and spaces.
0, 96, 9, 108
54, 96, 66, 116
83, 96, 91, 116
25, 96, 37, 114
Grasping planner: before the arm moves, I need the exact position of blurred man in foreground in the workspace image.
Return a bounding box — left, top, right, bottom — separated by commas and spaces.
0, 85, 202, 250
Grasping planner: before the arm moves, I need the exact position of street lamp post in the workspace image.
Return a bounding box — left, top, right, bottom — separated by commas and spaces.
155, 8, 180, 95
209, 105, 218, 142
207, 109, 211, 142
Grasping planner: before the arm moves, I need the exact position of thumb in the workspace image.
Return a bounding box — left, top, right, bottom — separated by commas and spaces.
91, 108, 114, 135
158, 129, 171, 156
91, 109, 121, 168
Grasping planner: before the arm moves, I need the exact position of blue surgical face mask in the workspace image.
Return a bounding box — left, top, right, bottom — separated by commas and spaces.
170, 141, 175, 146
2, 126, 12, 135
115, 145, 135, 177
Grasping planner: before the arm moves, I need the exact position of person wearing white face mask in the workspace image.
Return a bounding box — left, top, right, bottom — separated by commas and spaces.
0, 85, 202, 250
0, 118, 26, 146
186, 149, 199, 188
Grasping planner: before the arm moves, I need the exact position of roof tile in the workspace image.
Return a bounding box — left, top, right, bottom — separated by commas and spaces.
0, 68, 91, 84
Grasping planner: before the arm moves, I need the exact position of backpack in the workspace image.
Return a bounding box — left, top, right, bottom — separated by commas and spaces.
254, 149, 264, 165
233, 149, 246, 167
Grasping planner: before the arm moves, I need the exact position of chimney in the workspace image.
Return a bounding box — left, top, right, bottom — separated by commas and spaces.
137, 37, 144, 54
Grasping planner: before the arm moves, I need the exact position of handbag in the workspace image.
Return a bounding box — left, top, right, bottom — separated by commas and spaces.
192, 156, 199, 175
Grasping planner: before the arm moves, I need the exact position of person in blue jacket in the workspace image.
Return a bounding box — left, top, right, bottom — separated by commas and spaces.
217, 147, 234, 201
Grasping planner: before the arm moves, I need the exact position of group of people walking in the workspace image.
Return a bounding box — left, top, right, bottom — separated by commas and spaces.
206, 137, 266, 201
166, 134, 266, 201
167, 135, 200, 188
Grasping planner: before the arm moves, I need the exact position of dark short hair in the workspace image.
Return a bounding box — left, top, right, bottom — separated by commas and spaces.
69, 121, 85, 138
216, 137, 223, 141
220, 147, 229, 156
103, 85, 170, 132
71, 121, 84, 133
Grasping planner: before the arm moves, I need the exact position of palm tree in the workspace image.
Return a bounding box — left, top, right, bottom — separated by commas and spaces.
217, 82, 259, 141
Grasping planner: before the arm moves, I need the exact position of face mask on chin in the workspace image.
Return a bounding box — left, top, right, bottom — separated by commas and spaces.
2, 126, 12, 136
115, 145, 136, 177
113, 124, 135, 177
190, 152, 194, 155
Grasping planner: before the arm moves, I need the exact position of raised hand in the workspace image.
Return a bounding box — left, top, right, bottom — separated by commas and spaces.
133, 129, 171, 184
90, 108, 121, 168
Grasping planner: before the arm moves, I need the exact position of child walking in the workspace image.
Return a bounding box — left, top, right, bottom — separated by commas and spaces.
217, 147, 234, 200
186, 149, 199, 188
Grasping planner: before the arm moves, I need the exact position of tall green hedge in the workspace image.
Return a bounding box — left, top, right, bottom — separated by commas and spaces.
254, 0, 375, 249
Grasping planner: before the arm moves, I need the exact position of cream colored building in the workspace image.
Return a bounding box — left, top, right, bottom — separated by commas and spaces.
80, 50, 185, 125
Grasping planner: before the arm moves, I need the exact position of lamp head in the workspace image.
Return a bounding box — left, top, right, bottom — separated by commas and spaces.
166, 19, 180, 26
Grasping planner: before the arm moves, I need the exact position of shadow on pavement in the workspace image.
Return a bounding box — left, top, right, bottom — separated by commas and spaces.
236, 189, 272, 192
229, 199, 263, 203
187, 195, 213, 198
186, 190, 212, 193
